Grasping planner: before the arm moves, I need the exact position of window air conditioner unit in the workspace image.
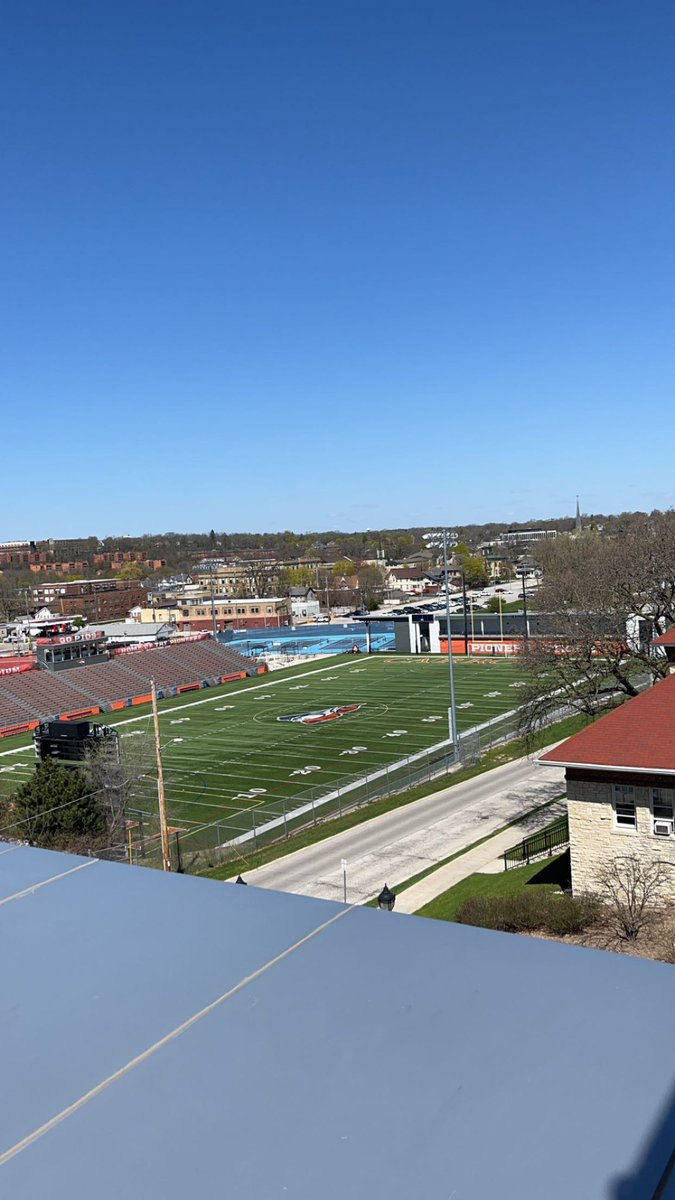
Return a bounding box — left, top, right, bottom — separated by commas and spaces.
653, 819, 674, 837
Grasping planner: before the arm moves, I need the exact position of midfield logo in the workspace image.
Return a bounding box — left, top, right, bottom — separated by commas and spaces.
277, 704, 362, 725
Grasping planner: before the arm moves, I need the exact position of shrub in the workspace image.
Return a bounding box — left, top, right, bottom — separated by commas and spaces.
455, 891, 598, 936
544, 894, 600, 936
454, 896, 506, 931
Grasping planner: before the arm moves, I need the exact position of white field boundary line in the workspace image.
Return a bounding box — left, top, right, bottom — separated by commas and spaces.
0, 656, 383, 756
201, 706, 523, 851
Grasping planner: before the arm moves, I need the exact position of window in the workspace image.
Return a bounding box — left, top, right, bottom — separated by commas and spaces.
652, 789, 674, 821
613, 784, 637, 829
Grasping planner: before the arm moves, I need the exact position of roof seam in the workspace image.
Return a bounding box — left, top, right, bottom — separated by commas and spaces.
0, 858, 97, 908
0, 899, 357, 1169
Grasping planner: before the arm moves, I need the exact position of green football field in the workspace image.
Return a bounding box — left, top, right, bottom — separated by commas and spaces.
0, 654, 527, 851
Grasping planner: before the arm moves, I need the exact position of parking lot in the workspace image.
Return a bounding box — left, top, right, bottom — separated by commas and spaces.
379, 574, 540, 618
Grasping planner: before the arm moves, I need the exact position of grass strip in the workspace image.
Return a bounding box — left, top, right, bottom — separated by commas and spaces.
416, 853, 569, 921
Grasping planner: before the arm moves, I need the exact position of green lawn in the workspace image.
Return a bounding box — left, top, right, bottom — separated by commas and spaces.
416, 852, 570, 921
0, 653, 527, 852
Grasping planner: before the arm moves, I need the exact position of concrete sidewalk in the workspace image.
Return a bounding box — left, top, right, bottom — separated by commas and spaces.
395, 800, 567, 914
245, 751, 565, 905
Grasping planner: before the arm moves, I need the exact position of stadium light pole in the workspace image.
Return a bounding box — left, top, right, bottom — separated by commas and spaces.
424, 530, 459, 759
519, 569, 530, 642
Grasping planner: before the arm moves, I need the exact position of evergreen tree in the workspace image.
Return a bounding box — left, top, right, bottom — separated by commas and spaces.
11, 761, 106, 850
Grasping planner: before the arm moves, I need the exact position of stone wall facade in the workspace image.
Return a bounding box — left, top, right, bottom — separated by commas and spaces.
567, 769, 675, 898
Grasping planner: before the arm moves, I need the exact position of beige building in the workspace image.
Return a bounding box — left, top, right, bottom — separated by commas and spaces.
540, 675, 675, 900
137, 596, 292, 632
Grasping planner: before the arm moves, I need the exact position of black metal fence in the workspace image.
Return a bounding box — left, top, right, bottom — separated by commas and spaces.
503, 815, 569, 870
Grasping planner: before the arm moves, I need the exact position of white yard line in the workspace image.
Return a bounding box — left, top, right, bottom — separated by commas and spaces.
181, 705, 521, 851
0, 657, 380, 756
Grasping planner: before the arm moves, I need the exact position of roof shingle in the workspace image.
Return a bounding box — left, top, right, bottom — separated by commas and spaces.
540, 673, 675, 773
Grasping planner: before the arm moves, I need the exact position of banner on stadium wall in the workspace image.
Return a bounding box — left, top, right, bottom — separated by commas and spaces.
441, 638, 522, 656
0, 661, 36, 675
36, 630, 105, 646
112, 642, 165, 656
111, 632, 211, 657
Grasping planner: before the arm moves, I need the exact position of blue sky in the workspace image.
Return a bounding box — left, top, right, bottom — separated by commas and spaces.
2, 1, 674, 538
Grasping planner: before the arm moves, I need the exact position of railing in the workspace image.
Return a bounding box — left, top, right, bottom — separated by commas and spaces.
503, 816, 570, 870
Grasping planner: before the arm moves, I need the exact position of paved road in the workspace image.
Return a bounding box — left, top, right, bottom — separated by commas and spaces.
244, 751, 565, 905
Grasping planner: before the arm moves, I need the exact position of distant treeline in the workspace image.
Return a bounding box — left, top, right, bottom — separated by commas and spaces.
6, 509, 661, 582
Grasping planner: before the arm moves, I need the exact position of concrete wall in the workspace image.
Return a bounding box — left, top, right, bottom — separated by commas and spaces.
567, 772, 675, 898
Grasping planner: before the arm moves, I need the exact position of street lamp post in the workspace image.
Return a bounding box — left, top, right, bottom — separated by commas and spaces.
377, 883, 396, 911
424, 530, 459, 759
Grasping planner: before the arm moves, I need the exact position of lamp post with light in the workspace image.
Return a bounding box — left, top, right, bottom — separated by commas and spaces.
377, 884, 396, 911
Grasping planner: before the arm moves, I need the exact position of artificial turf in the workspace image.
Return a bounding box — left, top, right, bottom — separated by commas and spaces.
0, 653, 527, 849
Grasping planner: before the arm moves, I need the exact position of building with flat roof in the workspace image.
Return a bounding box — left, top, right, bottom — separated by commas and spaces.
30, 578, 146, 622
0, 844, 674, 1197
138, 595, 292, 632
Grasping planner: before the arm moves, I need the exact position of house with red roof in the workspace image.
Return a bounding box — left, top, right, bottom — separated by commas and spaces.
653, 625, 675, 669
540, 674, 675, 897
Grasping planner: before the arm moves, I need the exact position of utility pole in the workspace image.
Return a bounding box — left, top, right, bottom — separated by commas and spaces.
151, 678, 171, 872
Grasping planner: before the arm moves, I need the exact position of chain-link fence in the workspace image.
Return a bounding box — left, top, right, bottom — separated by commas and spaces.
104, 703, 535, 873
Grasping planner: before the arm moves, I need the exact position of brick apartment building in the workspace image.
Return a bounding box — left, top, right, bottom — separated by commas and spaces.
31, 578, 146, 622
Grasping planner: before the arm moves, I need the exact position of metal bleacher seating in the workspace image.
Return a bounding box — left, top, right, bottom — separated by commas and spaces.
0, 670, 94, 720
0, 686, 40, 728
161, 639, 253, 680
0, 638, 254, 731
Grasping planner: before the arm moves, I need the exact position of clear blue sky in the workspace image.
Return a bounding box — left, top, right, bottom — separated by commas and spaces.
2, 1, 674, 538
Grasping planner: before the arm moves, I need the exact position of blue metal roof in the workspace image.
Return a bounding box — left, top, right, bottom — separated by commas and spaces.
1, 844, 674, 1198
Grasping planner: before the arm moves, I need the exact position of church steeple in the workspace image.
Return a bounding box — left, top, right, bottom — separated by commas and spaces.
575, 495, 582, 531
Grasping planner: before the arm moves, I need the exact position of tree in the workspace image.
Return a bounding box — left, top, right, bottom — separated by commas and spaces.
595, 854, 671, 940
243, 563, 277, 598
331, 559, 355, 578
357, 564, 385, 606
84, 732, 153, 851
10, 761, 106, 850
117, 563, 145, 580
518, 521, 673, 741
277, 566, 315, 592
462, 555, 489, 587
0, 578, 23, 622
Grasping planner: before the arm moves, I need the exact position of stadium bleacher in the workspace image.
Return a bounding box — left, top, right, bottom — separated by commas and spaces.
0, 686, 39, 729
0, 638, 255, 733
0, 670, 95, 719
161, 639, 254, 680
